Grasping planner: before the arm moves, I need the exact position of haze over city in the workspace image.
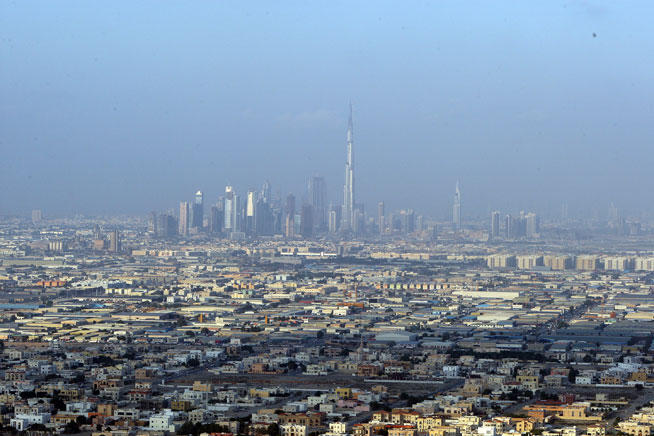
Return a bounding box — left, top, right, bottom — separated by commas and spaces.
7, 3, 654, 436
2, 1, 654, 219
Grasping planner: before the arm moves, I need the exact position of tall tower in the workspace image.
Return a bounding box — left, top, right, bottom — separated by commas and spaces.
453, 181, 461, 230
179, 201, 189, 236
192, 191, 204, 230
301, 204, 313, 238
342, 102, 355, 231
109, 230, 121, 253
224, 186, 235, 232
246, 190, 256, 235
378, 202, 385, 235
491, 211, 500, 239
309, 176, 327, 232
285, 194, 296, 237
262, 180, 272, 204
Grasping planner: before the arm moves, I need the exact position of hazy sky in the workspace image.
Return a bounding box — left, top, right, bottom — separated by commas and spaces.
2, 1, 654, 219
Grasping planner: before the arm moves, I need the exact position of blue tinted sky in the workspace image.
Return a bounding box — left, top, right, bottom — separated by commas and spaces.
2, 1, 654, 219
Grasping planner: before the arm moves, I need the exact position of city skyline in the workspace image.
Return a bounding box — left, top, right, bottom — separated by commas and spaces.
5, 100, 651, 224
3, 3, 654, 435
4, 2, 654, 218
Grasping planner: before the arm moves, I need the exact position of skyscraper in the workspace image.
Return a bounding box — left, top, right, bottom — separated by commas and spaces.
246, 190, 256, 235
209, 206, 222, 235
31, 210, 42, 224
224, 186, 235, 232
342, 103, 355, 231
378, 202, 385, 234
301, 204, 313, 238
179, 202, 189, 236
109, 230, 121, 252
148, 211, 158, 235
285, 194, 296, 237
491, 211, 501, 239
156, 213, 177, 238
191, 191, 204, 230
328, 203, 341, 234
262, 180, 271, 204
526, 213, 540, 238
401, 209, 415, 234
453, 181, 461, 230
308, 176, 327, 232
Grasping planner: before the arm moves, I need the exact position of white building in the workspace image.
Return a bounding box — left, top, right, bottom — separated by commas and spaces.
281, 423, 307, 436
634, 257, 654, 271
487, 254, 516, 268
10, 413, 50, 431
443, 365, 460, 378
478, 425, 497, 436
149, 409, 176, 432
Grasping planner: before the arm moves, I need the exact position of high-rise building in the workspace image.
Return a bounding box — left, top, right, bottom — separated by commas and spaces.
352, 206, 365, 235
416, 215, 424, 232
255, 197, 274, 236
93, 224, 102, 240
224, 186, 235, 232
401, 209, 415, 234
491, 211, 501, 239
246, 190, 256, 235
453, 181, 461, 230
301, 204, 313, 238
525, 213, 540, 238
179, 202, 189, 236
378, 202, 385, 234
505, 214, 512, 238
209, 206, 223, 235
262, 180, 271, 204
109, 230, 121, 253
191, 191, 204, 230
285, 194, 296, 237
308, 176, 327, 232
342, 103, 355, 231
608, 202, 619, 224
31, 210, 42, 224
148, 211, 158, 235
328, 203, 341, 234
156, 213, 177, 238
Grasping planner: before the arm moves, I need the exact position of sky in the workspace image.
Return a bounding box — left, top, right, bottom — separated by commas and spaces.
2, 1, 654, 220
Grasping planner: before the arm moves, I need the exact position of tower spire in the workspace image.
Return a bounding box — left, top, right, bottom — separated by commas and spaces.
342, 102, 355, 232
453, 181, 461, 230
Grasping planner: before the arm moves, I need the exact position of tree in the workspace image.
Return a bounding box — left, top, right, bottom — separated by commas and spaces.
267, 423, 280, 436
177, 421, 196, 435
567, 367, 579, 383
64, 421, 80, 434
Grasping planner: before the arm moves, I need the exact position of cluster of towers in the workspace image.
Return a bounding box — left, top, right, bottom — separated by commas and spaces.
149, 179, 331, 239
146, 103, 450, 240
490, 210, 540, 239
148, 104, 369, 239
